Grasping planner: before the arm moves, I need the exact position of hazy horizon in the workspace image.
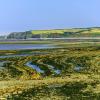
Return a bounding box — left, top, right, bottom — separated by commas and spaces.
0, 0, 100, 35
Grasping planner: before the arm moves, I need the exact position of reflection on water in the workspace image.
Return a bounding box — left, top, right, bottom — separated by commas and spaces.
0, 62, 4, 67
26, 61, 44, 73
0, 61, 7, 69
26, 61, 61, 74
74, 66, 83, 71
47, 65, 61, 74
0, 44, 57, 50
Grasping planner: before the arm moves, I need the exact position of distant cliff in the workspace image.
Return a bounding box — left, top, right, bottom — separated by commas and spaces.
7, 31, 33, 39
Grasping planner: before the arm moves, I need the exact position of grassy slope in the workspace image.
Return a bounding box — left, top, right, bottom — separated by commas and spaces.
31, 27, 100, 37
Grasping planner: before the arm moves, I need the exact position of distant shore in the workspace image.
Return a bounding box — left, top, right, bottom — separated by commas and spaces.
0, 37, 99, 44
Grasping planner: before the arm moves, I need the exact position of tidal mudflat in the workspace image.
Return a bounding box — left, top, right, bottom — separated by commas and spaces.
0, 42, 100, 99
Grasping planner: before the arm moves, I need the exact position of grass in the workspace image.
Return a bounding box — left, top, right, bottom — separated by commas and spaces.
0, 40, 55, 44
0, 74, 100, 99
0, 42, 100, 99
31, 28, 88, 34
31, 27, 100, 37
31, 30, 65, 34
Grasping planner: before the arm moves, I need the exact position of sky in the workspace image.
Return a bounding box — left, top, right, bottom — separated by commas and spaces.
0, 0, 100, 35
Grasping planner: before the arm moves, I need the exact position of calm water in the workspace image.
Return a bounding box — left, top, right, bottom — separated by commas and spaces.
26, 61, 44, 73
0, 44, 57, 50
26, 61, 61, 74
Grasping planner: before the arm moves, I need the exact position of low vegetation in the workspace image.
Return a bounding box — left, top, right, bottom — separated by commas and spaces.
0, 42, 100, 99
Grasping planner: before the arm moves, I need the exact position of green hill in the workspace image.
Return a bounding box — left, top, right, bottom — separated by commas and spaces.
31, 27, 100, 37
6, 27, 100, 39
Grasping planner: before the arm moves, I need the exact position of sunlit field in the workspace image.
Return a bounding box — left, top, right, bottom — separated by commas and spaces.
0, 41, 100, 99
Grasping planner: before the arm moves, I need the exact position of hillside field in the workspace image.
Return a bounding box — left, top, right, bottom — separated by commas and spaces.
6, 27, 100, 39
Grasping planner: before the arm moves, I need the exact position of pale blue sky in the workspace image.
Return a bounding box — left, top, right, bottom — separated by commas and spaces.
0, 0, 100, 35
